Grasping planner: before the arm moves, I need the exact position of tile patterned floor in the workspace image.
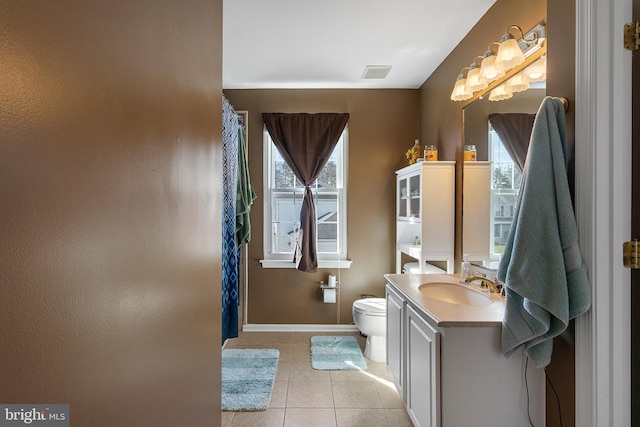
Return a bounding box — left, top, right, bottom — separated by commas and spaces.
221, 331, 414, 427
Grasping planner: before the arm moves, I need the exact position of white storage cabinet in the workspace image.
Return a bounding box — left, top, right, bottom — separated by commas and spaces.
395, 161, 455, 274
462, 161, 491, 266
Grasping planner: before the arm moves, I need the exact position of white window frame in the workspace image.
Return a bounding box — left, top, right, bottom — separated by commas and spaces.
260, 126, 351, 269
488, 124, 522, 267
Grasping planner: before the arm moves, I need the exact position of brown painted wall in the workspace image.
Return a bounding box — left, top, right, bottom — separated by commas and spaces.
224, 89, 419, 325
419, 0, 577, 425
0, 2, 223, 426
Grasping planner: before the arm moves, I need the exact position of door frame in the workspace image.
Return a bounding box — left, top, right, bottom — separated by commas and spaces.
575, 0, 632, 425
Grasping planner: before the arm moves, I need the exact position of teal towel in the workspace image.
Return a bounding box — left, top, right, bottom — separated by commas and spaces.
236, 128, 257, 247
497, 96, 591, 369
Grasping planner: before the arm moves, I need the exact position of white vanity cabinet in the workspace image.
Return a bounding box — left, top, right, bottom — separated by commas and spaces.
385, 279, 545, 427
385, 285, 405, 400
406, 304, 440, 427
395, 161, 455, 274
462, 161, 492, 266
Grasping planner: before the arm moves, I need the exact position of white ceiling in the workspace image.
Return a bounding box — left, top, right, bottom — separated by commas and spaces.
222, 0, 496, 89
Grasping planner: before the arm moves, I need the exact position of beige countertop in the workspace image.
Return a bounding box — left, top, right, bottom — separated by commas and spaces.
384, 273, 505, 328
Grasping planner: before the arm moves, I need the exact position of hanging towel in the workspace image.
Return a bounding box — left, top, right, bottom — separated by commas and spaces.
497, 96, 591, 369
235, 128, 256, 247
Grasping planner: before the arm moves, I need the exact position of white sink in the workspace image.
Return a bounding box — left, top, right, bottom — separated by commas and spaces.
418, 282, 493, 306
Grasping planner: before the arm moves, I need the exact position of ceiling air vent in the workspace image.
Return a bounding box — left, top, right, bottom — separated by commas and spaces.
362, 65, 392, 79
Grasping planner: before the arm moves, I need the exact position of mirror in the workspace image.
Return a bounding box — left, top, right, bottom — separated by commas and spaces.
461, 61, 546, 268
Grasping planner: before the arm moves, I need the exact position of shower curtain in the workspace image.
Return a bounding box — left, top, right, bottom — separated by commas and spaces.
222, 97, 239, 344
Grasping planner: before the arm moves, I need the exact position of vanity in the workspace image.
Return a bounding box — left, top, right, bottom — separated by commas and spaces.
385, 273, 544, 427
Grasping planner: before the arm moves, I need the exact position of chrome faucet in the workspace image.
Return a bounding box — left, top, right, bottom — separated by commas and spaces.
464, 275, 502, 294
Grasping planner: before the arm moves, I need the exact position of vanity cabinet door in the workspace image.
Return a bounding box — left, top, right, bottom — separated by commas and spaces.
385, 285, 405, 400
406, 305, 440, 427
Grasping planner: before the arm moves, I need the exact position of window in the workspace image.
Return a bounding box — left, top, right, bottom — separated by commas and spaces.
489, 124, 523, 264
261, 127, 351, 268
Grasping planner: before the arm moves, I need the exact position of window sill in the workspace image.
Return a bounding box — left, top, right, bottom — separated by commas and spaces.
259, 259, 353, 269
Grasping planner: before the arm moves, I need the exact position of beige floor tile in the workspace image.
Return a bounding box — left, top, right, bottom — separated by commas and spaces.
222, 340, 238, 349
335, 409, 391, 427
289, 362, 332, 381
287, 380, 334, 408
229, 409, 285, 427
270, 381, 288, 408
291, 343, 312, 362
365, 361, 391, 380
276, 346, 293, 362
292, 332, 319, 344
332, 382, 383, 408
384, 409, 414, 427
257, 332, 294, 344
221, 411, 234, 427
374, 382, 404, 409
232, 332, 265, 345
275, 360, 291, 382
223, 339, 252, 349
329, 369, 373, 382
284, 408, 337, 427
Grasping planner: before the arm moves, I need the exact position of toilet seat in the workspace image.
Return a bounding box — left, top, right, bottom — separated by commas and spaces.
353, 298, 386, 316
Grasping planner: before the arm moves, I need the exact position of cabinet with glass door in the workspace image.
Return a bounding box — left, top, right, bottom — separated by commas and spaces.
395, 161, 455, 274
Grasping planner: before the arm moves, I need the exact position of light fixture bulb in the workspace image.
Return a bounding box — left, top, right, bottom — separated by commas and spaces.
488, 84, 513, 102
464, 63, 486, 93
478, 54, 504, 84
523, 56, 547, 83
450, 73, 472, 101
495, 33, 525, 72
505, 72, 529, 94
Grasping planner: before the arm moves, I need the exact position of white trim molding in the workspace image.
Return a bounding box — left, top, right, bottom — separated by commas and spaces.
575, 0, 632, 425
242, 324, 359, 333
259, 259, 352, 269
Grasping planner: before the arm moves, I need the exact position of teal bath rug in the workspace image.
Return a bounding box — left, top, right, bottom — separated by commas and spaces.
221, 348, 279, 411
310, 335, 367, 370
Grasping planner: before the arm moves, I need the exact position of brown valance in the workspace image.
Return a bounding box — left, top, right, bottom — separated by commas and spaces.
262, 112, 349, 272
488, 113, 536, 173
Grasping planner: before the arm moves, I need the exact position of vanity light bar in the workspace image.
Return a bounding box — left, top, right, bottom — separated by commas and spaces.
451, 22, 546, 102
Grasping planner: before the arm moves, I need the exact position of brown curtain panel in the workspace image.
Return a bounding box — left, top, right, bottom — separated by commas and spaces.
488, 113, 536, 173
262, 112, 349, 272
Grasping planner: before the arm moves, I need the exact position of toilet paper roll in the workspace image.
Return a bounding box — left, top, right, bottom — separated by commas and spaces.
323, 288, 336, 303
328, 275, 336, 288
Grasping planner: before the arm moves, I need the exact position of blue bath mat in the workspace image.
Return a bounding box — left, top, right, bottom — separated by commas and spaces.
310, 335, 367, 370
221, 348, 279, 411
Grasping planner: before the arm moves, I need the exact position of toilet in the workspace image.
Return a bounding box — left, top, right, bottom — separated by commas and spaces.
352, 298, 387, 362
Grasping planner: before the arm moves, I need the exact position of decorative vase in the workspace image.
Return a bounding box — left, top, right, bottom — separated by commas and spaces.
406, 139, 422, 164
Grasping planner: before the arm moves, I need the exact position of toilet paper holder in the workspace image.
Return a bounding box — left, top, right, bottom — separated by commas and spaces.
320, 282, 340, 289
320, 281, 340, 303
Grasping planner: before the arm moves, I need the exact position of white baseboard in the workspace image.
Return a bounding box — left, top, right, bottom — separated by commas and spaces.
242, 324, 359, 333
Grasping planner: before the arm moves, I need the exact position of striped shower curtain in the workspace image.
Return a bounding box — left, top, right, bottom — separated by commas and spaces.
222, 97, 239, 344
